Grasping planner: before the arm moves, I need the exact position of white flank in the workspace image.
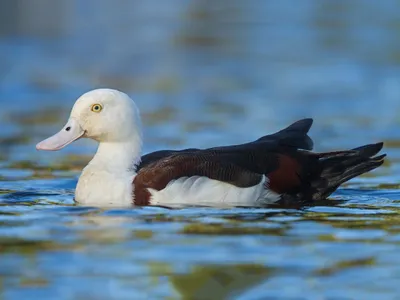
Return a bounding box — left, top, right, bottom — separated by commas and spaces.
148, 175, 281, 207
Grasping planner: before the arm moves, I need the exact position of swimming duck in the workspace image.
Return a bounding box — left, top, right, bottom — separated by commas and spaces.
36, 89, 385, 207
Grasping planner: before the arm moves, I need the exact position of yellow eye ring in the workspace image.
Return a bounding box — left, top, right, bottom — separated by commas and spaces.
91, 104, 103, 113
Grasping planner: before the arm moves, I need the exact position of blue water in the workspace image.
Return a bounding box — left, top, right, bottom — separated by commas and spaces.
1, 1, 400, 299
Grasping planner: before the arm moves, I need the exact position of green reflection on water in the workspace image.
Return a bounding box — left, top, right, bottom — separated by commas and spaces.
314, 257, 376, 276
0, 238, 62, 255
182, 223, 285, 235
170, 264, 272, 300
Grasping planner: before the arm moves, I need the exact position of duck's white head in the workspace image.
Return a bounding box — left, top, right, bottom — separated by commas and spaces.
36, 88, 142, 151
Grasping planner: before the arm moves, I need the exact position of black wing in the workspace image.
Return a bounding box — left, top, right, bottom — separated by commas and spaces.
137, 118, 314, 171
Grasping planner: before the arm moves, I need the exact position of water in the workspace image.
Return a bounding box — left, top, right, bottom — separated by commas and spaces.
1, 1, 400, 299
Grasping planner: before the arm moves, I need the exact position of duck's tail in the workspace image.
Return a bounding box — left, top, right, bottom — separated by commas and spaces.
309, 142, 385, 201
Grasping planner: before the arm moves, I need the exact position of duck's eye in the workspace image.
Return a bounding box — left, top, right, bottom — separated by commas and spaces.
91, 104, 103, 113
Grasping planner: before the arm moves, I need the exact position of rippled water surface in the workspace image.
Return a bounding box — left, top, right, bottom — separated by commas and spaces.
1, 1, 400, 299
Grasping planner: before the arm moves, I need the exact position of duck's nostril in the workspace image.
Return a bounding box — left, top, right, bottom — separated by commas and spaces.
66, 126, 71, 131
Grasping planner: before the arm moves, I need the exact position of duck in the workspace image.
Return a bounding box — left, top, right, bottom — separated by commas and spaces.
36, 88, 386, 207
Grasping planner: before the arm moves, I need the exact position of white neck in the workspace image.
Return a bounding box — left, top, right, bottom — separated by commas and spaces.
89, 138, 142, 172
74, 134, 142, 206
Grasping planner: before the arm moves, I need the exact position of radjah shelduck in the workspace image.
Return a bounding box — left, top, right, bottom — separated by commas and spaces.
36, 89, 386, 207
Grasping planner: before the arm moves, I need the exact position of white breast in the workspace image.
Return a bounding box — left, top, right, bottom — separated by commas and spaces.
148, 175, 281, 207
75, 165, 134, 207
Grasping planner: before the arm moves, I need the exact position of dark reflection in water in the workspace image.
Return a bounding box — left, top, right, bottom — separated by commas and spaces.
1, 0, 400, 299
